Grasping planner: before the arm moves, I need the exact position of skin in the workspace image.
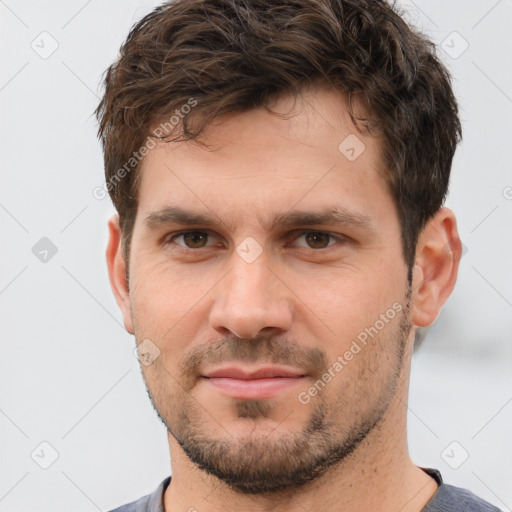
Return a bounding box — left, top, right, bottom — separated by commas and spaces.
106, 85, 461, 512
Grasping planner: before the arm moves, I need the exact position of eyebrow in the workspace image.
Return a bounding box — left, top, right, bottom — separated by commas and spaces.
266, 208, 375, 233
145, 206, 225, 230
144, 205, 376, 234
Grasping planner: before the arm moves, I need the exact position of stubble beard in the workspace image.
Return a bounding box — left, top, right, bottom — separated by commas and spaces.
138, 293, 411, 495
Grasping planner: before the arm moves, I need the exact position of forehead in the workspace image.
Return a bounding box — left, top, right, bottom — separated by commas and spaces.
135, 87, 394, 231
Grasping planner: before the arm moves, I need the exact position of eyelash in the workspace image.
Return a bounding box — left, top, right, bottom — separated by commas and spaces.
163, 230, 348, 254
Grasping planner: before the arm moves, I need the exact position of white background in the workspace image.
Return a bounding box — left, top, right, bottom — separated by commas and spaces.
1, 0, 511, 510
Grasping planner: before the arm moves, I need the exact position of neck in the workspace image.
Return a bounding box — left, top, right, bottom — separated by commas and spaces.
164, 347, 438, 512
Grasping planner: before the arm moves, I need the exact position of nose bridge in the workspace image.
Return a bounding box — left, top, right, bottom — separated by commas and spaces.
209, 248, 293, 338
230, 252, 273, 304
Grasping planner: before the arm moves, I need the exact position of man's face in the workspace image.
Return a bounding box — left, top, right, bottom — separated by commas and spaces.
124, 87, 413, 493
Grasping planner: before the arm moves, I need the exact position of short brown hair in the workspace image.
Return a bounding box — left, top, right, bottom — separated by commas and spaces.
95, 0, 461, 276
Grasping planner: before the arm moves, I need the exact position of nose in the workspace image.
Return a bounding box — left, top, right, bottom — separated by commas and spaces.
208, 251, 294, 339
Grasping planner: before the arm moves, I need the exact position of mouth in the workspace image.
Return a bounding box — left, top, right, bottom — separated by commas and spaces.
201, 365, 307, 400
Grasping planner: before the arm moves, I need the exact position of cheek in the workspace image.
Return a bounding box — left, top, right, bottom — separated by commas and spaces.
302, 272, 407, 391
129, 260, 217, 370
304, 267, 401, 336
130, 258, 209, 324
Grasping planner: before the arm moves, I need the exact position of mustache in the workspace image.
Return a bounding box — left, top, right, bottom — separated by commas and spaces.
179, 335, 328, 381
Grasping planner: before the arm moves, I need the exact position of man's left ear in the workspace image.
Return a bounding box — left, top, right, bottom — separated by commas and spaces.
411, 207, 462, 327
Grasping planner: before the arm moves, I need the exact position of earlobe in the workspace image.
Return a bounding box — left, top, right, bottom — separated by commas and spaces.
411, 208, 462, 327
106, 215, 134, 334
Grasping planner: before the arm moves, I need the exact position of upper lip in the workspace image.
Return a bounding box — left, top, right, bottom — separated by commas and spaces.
203, 366, 306, 380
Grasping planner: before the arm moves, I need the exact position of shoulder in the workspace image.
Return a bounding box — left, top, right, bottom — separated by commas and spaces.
421, 469, 501, 512
106, 477, 171, 512
107, 495, 150, 512
425, 483, 502, 511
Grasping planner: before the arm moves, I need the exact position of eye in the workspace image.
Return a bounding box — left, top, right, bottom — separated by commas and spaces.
169, 231, 216, 249
292, 231, 344, 250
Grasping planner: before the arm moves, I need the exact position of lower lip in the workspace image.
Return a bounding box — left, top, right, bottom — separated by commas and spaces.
204, 376, 305, 399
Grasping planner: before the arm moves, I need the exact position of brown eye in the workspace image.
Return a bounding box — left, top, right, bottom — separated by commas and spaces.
178, 231, 210, 248
304, 232, 332, 249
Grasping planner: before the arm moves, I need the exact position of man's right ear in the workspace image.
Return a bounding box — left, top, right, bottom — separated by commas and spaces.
106, 215, 134, 334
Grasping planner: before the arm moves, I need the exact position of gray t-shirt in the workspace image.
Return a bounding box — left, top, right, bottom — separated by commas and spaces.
108, 468, 501, 512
